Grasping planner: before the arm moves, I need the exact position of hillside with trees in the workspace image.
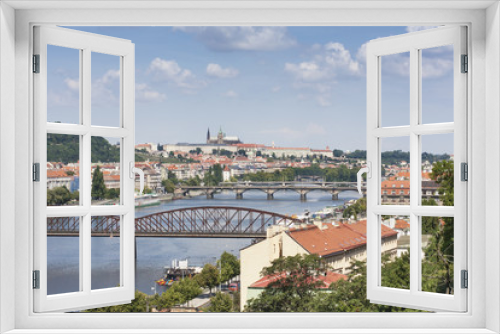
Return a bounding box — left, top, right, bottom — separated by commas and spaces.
47, 134, 120, 163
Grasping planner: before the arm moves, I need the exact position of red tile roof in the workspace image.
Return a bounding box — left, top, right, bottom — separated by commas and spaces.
394, 219, 410, 230
47, 170, 70, 178
104, 175, 121, 181
288, 220, 397, 257
249, 270, 347, 289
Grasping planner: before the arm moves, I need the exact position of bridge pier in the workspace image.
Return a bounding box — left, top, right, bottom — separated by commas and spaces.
332, 192, 339, 200
205, 189, 216, 199
236, 193, 244, 199
264, 189, 277, 200
296, 189, 310, 201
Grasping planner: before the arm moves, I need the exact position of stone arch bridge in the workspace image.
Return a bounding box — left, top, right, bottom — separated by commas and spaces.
179, 181, 366, 201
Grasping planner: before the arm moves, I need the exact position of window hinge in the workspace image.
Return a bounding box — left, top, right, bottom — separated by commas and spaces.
33, 163, 40, 182
33, 270, 40, 289
33, 54, 40, 73
461, 270, 468, 289
461, 54, 468, 73
461, 162, 468, 181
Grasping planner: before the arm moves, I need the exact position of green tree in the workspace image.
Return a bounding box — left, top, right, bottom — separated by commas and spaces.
91, 166, 106, 200
104, 188, 120, 200
208, 292, 233, 312
245, 254, 326, 312
47, 186, 73, 206
217, 251, 240, 283
315, 260, 417, 312
153, 277, 202, 310
162, 179, 175, 193
195, 264, 220, 295
420, 160, 455, 294
85, 290, 148, 312
212, 164, 223, 184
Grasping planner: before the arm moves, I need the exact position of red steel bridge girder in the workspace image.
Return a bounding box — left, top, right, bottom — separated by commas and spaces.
46, 206, 301, 238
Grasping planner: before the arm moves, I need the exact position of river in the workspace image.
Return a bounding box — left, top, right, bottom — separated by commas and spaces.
47, 189, 361, 296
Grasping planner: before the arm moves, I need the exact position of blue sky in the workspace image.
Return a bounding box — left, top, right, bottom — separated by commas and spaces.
47, 26, 454, 153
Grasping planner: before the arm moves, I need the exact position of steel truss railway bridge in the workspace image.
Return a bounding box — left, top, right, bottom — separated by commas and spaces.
179, 181, 366, 201
46, 206, 302, 238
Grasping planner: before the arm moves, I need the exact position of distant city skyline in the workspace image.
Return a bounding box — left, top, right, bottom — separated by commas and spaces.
47, 26, 453, 154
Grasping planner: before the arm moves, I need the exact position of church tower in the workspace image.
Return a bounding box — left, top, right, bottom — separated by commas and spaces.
207, 128, 211, 144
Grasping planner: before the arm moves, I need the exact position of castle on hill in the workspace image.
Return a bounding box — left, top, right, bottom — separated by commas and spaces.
206, 127, 242, 145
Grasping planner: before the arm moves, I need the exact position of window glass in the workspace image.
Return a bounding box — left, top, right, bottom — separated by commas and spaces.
91, 52, 121, 127
381, 52, 410, 127
421, 45, 454, 124
47, 45, 80, 124
381, 137, 410, 205
91, 216, 121, 290
47, 216, 80, 294
47, 133, 80, 206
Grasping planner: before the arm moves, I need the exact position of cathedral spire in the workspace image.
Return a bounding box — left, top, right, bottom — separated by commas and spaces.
207, 128, 210, 144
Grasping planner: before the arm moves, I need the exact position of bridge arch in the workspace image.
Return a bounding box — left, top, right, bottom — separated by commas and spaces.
46, 206, 302, 238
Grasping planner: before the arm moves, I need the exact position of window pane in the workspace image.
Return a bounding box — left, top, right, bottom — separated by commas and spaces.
381, 215, 410, 290
91, 137, 121, 205
381, 137, 410, 205
421, 216, 454, 295
421, 133, 454, 206
92, 52, 121, 127
47, 216, 80, 295
91, 216, 121, 290
47, 45, 80, 124
47, 133, 80, 206
381, 52, 410, 127
421, 45, 454, 124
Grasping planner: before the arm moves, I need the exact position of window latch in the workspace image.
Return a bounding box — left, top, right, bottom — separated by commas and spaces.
357, 162, 371, 195
130, 162, 144, 195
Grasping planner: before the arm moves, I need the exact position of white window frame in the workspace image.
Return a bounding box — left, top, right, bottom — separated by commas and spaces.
1, 2, 499, 333
365, 26, 467, 312
32, 26, 136, 312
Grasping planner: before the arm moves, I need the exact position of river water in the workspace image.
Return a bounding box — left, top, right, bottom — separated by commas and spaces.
47, 189, 361, 296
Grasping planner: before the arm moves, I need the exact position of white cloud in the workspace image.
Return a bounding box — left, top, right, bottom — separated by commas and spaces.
324, 42, 361, 74
406, 26, 438, 33
64, 78, 79, 91
271, 86, 281, 93
223, 90, 238, 98
206, 63, 239, 78
316, 96, 332, 107
174, 26, 297, 51
147, 58, 206, 90
136, 83, 166, 102
101, 69, 120, 84
92, 69, 120, 106
422, 58, 453, 78
284, 42, 361, 107
285, 62, 327, 82
356, 43, 368, 63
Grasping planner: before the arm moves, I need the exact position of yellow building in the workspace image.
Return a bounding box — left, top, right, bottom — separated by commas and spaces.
239, 220, 398, 311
